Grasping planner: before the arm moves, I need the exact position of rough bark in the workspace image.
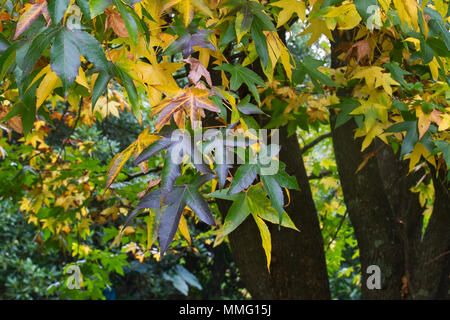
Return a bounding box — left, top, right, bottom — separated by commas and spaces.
330, 117, 405, 299
330, 28, 450, 300
226, 126, 331, 299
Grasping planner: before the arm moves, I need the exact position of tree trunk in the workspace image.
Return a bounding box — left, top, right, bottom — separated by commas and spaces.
226, 126, 331, 299
330, 29, 450, 300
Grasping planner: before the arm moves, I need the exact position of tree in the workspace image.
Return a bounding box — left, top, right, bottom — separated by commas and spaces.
0, 0, 448, 299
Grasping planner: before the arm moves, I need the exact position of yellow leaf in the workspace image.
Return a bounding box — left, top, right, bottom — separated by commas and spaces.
298, 18, 333, 47
405, 142, 436, 172
178, 213, 192, 246
271, 0, 306, 27
36, 69, 62, 109
252, 213, 272, 272
417, 108, 441, 139
104, 141, 138, 193
323, 3, 362, 30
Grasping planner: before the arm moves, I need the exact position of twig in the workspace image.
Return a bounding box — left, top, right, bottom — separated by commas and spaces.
300, 132, 332, 154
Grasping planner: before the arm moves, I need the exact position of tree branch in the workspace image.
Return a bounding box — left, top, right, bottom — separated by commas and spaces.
123, 165, 163, 182
300, 132, 332, 154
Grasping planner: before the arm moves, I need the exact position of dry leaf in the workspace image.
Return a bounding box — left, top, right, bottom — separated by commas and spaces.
105, 8, 129, 38
184, 57, 212, 87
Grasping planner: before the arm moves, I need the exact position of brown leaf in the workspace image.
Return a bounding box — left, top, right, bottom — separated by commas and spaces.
105, 8, 129, 38
14, 1, 48, 39
184, 57, 212, 87
344, 40, 371, 64
137, 178, 161, 199
0, 105, 23, 134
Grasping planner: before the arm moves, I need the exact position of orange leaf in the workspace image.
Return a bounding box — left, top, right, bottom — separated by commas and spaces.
14, 1, 48, 40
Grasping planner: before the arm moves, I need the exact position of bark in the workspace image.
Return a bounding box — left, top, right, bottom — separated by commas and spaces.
330, 29, 450, 300
330, 117, 405, 299
226, 126, 331, 299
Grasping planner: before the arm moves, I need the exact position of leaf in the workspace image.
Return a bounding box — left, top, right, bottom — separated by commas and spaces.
164, 29, 216, 58
105, 8, 129, 37
252, 213, 271, 271
298, 18, 333, 47
383, 62, 411, 87
50, 28, 81, 94
247, 184, 298, 231
300, 56, 337, 87
344, 40, 371, 64
228, 164, 258, 195
260, 174, 284, 222
178, 214, 191, 246
90, 0, 112, 18
235, 6, 253, 43
184, 56, 212, 87
71, 30, 109, 71
19, 26, 58, 77
406, 142, 436, 172
112, 65, 140, 117
161, 146, 182, 198
151, 88, 220, 130
112, 0, 139, 46
219, 192, 250, 238
92, 70, 112, 110
104, 141, 138, 193
36, 66, 62, 108
214, 64, 265, 104
146, 208, 162, 250
13, 1, 48, 39
354, 0, 377, 21
251, 16, 269, 67
323, 3, 362, 30
47, 0, 70, 24
386, 121, 418, 157
271, 0, 306, 27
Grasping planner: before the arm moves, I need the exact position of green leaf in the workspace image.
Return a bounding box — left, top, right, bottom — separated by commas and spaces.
424, 7, 450, 51
228, 164, 258, 195
71, 30, 109, 71
247, 184, 298, 231
354, 0, 377, 21
383, 62, 411, 87
50, 28, 81, 94
47, 0, 70, 24
386, 121, 418, 157
112, 64, 140, 117
113, 0, 139, 46
301, 56, 337, 87
19, 26, 58, 77
90, 0, 112, 18
92, 70, 112, 110
251, 16, 269, 67
332, 98, 361, 128
75, 0, 92, 21
237, 95, 266, 115
214, 64, 265, 104
219, 192, 250, 237
260, 174, 284, 222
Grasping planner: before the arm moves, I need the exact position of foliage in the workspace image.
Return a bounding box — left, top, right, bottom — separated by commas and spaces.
0, 0, 448, 299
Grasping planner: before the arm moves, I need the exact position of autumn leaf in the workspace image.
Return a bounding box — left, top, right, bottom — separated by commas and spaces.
151, 87, 220, 130
184, 57, 212, 87
271, 0, 306, 27
297, 18, 333, 47
344, 40, 371, 64
105, 8, 129, 37
14, 1, 48, 40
